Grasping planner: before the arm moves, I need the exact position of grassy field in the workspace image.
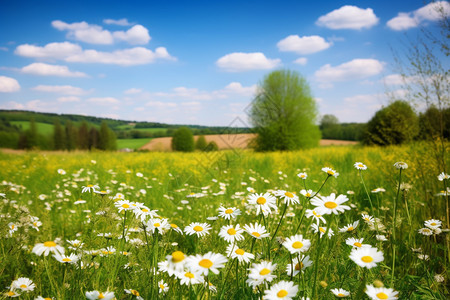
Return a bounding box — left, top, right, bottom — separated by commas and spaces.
117, 138, 152, 150
10, 121, 55, 135
0, 144, 448, 299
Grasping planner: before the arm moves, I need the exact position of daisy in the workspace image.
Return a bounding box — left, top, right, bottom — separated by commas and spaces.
311, 223, 334, 238
376, 235, 388, 241
263, 280, 298, 300
12, 277, 35, 292
176, 270, 205, 286
124, 289, 143, 300
81, 184, 99, 193
85, 291, 115, 300
218, 224, 244, 243
247, 261, 277, 286
114, 200, 134, 213
310, 193, 350, 215
218, 206, 241, 220
8, 223, 18, 235
438, 172, 449, 181
322, 167, 339, 178
393, 162, 408, 170
113, 193, 125, 201
305, 209, 326, 224
32, 241, 65, 256
424, 219, 442, 230
354, 162, 367, 170
94, 190, 109, 196
331, 288, 350, 298
57, 169, 66, 175
365, 285, 398, 300
186, 252, 228, 275
418, 228, 433, 236
274, 190, 300, 206
361, 214, 375, 224
286, 255, 313, 276
247, 192, 278, 215
169, 223, 183, 234
100, 246, 116, 256
339, 221, 359, 233
53, 253, 80, 264
243, 223, 270, 239
371, 188, 386, 193
4, 290, 20, 297
345, 237, 367, 248
349, 246, 384, 269
158, 280, 169, 294
184, 222, 212, 237
300, 189, 314, 198
226, 244, 255, 263
29, 217, 42, 231
146, 218, 171, 235
282, 234, 311, 254
67, 239, 84, 250
297, 172, 307, 180
133, 204, 158, 222
165, 251, 187, 275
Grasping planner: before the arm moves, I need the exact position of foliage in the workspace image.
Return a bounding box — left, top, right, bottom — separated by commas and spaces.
204, 140, 219, 152
250, 69, 321, 151
364, 100, 419, 145
171, 127, 195, 152
419, 105, 450, 140
195, 135, 208, 150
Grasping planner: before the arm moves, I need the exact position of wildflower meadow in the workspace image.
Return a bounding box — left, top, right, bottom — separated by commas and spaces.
0, 143, 448, 299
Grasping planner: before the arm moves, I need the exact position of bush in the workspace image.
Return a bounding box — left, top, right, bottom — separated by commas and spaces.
204, 141, 219, 152
195, 135, 208, 151
171, 127, 194, 152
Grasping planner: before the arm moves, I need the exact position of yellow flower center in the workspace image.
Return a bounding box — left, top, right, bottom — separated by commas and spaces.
154, 223, 160, 227
295, 262, 304, 270
193, 226, 203, 232
284, 192, 294, 198
44, 241, 56, 247
98, 293, 105, 299
259, 268, 271, 275
313, 211, 321, 217
324, 201, 337, 209
131, 290, 139, 296
319, 227, 326, 233
347, 226, 354, 231
172, 251, 185, 263
225, 208, 233, 214
142, 208, 149, 212
431, 222, 437, 226
185, 272, 195, 279
159, 284, 165, 290
62, 258, 72, 262
338, 293, 345, 297
171, 223, 178, 228
45, 298, 52, 300
292, 241, 303, 249
235, 248, 245, 255
199, 259, 213, 268
305, 193, 311, 197
252, 232, 261, 237
361, 256, 373, 263
227, 228, 237, 235
20, 284, 27, 288
277, 289, 288, 298
11, 225, 14, 229
358, 164, 364, 168
257, 197, 266, 205
327, 170, 334, 175
7, 291, 16, 296
354, 242, 362, 247
87, 184, 93, 187
376, 292, 389, 299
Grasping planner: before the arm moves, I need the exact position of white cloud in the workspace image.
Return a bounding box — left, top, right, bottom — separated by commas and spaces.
387, 1, 450, 31
293, 57, 308, 65
21, 63, 87, 77
15, 42, 82, 59
0, 76, 20, 92
344, 93, 380, 104
32, 85, 89, 95
57, 96, 81, 102
216, 52, 281, 72
315, 58, 384, 83
0, 101, 24, 109
103, 18, 133, 26
316, 5, 379, 30
277, 35, 331, 54
52, 20, 150, 45
221, 82, 257, 97
87, 97, 120, 105
66, 47, 175, 66
124, 88, 142, 94
146, 101, 177, 108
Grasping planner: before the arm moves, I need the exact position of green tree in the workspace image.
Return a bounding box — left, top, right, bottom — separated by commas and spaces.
364, 100, 419, 145
53, 119, 65, 150
78, 121, 89, 150
195, 135, 208, 151
98, 121, 110, 150
65, 120, 77, 151
320, 114, 342, 140
171, 127, 194, 152
250, 69, 321, 151
204, 141, 219, 152
88, 127, 99, 150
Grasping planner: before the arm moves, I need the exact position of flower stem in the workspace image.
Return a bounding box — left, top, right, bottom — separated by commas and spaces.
391, 168, 402, 287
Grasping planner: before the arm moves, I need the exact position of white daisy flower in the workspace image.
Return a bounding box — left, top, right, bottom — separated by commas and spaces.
322, 167, 339, 178
310, 193, 350, 215
4, 290, 20, 297
218, 224, 244, 243
365, 285, 398, 300
243, 223, 270, 239
345, 237, 367, 248
218, 206, 241, 220
81, 184, 99, 193
297, 172, 308, 180
300, 189, 314, 198
305, 209, 326, 225
263, 280, 298, 300
124, 289, 144, 300
376, 235, 388, 241
114, 200, 134, 213
393, 162, 408, 170
247, 192, 278, 215
176, 270, 204, 286
85, 290, 115, 300
186, 252, 228, 275
361, 214, 375, 224
424, 219, 442, 230
339, 221, 359, 233
53, 253, 79, 264
349, 246, 384, 269
438, 172, 449, 181
274, 190, 300, 206
12, 277, 35, 292
311, 223, 334, 238
57, 169, 66, 175
184, 222, 212, 237
331, 288, 350, 297
247, 261, 277, 287
8, 222, 18, 235
67, 239, 84, 250
158, 280, 169, 294
286, 255, 313, 276
133, 204, 158, 222
226, 244, 255, 264
32, 241, 65, 256
354, 162, 367, 170
165, 251, 187, 276
282, 234, 311, 254
146, 218, 170, 235
418, 227, 434, 236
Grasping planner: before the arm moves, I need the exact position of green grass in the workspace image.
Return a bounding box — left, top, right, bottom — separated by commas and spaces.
117, 138, 151, 149
0, 143, 448, 299
11, 121, 54, 135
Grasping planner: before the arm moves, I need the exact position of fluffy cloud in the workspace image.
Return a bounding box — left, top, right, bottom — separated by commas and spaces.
32, 85, 89, 95
87, 97, 120, 105
52, 20, 150, 45
221, 82, 257, 97
277, 35, 331, 54
15, 42, 82, 59
293, 57, 308, 65
216, 52, 281, 72
57, 96, 81, 102
0, 76, 20, 92
103, 18, 133, 26
124, 88, 142, 94
316, 5, 379, 30
66, 47, 175, 66
145, 101, 177, 108
315, 58, 384, 83
21, 63, 87, 77
387, 1, 450, 30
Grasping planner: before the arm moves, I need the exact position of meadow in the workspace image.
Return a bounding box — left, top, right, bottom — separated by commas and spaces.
0, 143, 448, 299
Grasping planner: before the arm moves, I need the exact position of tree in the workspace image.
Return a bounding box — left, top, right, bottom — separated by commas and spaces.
98, 121, 110, 150
204, 141, 219, 152
88, 127, 99, 150
195, 135, 208, 151
78, 121, 89, 150
249, 69, 321, 151
320, 114, 341, 140
53, 119, 65, 150
364, 100, 419, 145
171, 127, 194, 152
65, 120, 77, 151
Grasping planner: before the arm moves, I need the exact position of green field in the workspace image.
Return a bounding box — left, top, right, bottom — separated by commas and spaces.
117, 138, 151, 149
10, 121, 54, 135
0, 144, 448, 299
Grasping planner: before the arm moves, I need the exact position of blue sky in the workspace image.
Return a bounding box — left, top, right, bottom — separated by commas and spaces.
0, 0, 448, 126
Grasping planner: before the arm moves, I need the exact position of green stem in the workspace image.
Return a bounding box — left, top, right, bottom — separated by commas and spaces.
391, 168, 402, 287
